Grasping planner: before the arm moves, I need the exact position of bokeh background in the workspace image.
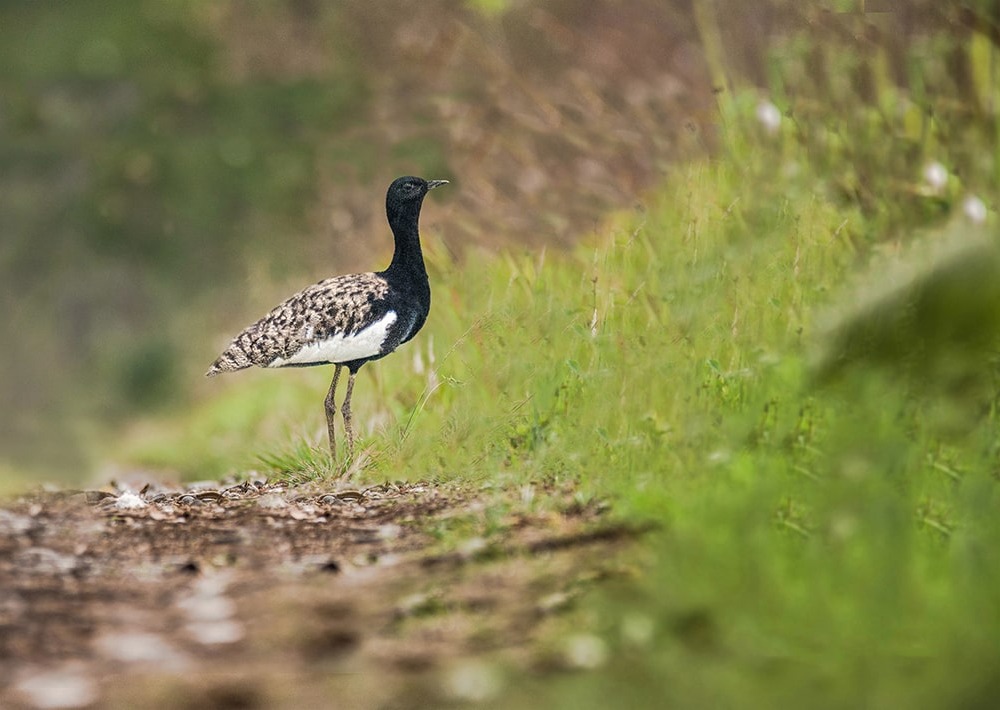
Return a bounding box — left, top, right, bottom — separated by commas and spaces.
0, 0, 994, 478
2, 0, 714, 475
4, 3, 1000, 708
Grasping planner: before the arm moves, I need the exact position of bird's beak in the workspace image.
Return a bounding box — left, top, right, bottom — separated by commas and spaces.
427, 179, 449, 190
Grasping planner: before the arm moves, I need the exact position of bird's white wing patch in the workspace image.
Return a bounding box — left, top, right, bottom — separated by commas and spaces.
268, 311, 397, 367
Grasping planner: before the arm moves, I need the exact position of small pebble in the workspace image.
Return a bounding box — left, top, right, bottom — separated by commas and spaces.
186, 619, 245, 646
95, 631, 189, 669
377, 524, 402, 540
14, 664, 98, 709
114, 491, 147, 510
176, 594, 236, 622
0, 510, 33, 535
318, 559, 342, 573
256, 493, 288, 510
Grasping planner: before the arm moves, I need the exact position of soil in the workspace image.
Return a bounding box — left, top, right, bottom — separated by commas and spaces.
0, 477, 651, 709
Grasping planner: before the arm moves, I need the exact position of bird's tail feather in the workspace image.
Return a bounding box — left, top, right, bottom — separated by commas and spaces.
205, 349, 253, 377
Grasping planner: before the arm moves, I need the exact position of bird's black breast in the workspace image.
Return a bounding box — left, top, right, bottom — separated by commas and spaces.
379, 285, 430, 355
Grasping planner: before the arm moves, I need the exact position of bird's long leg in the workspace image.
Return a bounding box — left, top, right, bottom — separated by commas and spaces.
341, 369, 358, 459
324, 365, 343, 456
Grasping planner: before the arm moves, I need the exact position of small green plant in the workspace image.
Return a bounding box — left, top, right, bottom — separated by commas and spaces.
256, 439, 336, 484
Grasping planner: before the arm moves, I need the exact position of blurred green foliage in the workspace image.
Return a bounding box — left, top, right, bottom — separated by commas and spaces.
1, 0, 707, 476
120, 89, 1000, 703
0, 2, 370, 470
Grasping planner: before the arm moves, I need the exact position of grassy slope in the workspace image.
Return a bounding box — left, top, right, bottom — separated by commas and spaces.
115, 94, 1000, 707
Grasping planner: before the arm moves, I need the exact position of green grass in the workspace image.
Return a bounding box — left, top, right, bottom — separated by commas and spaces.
113, 88, 1000, 707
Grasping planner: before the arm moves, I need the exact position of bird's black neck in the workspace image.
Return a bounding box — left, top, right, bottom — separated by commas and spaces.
384, 200, 428, 286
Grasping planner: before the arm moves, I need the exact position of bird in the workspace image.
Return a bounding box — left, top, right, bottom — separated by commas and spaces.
206, 175, 449, 459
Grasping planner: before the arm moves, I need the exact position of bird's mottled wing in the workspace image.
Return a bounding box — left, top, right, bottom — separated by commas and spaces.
206, 272, 390, 375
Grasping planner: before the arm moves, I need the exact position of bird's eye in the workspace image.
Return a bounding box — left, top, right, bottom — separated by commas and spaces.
404, 182, 416, 190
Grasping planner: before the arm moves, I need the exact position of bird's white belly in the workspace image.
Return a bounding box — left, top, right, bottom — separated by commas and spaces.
268, 311, 397, 367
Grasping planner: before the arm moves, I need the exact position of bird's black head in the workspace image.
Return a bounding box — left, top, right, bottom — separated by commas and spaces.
386, 176, 448, 229
388, 176, 448, 203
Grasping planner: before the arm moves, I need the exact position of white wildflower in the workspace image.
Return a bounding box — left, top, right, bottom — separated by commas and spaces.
564, 633, 608, 669
756, 100, 781, 135
962, 194, 987, 225
922, 161, 948, 193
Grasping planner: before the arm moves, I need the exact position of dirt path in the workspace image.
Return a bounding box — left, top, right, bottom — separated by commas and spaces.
1, 478, 650, 708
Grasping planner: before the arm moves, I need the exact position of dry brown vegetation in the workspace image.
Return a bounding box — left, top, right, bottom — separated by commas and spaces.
207, 0, 716, 265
